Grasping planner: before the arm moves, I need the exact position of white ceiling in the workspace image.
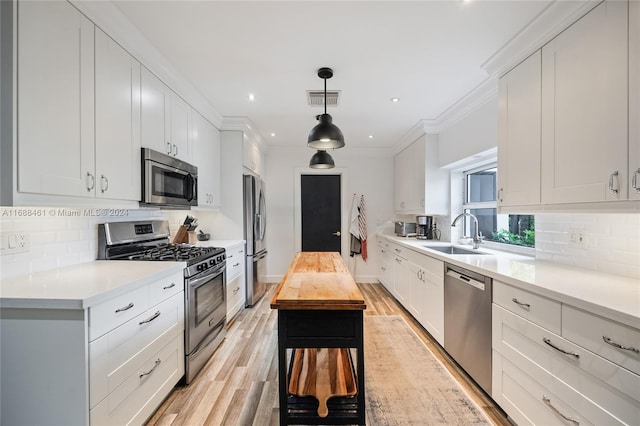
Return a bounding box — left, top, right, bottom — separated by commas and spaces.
111, 0, 554, 149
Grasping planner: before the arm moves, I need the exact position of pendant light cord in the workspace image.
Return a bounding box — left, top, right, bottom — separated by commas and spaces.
324, 76, 327, 115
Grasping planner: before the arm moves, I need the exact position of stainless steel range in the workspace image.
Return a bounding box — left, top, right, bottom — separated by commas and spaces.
98, 220, 226, 384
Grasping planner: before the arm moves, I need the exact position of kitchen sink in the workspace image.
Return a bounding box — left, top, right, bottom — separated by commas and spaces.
422, 245, 489, 255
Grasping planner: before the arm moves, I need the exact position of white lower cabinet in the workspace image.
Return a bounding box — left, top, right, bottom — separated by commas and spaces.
225, 243, 246, 321
0, 268, 185, 426
409, 250, 444, 346
493, 281, 640, 425
376, 241, 394, 288
376, 238, 444, 346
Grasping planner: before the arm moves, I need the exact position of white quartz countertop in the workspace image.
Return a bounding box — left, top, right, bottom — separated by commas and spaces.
378, 234, 640, 329
196, 239, 245, 250
0, 261, 185, 310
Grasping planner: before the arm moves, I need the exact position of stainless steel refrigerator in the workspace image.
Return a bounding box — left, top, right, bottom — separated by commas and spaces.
243, 174, 267, 306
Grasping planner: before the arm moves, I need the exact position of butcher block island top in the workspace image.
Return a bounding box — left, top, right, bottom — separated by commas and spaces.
271, 252, 366, 311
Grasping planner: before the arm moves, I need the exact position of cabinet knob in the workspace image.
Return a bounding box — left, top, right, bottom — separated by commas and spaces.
333, 231, 341, 236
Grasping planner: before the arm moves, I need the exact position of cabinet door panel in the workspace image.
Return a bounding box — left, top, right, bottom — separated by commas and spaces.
170, 94, 192, 161
95, 29, 141, 201
498, 51, 541, 207
630, 1, 640, 200
541, 1, 628, 203
17, 1, 94, 197
141, 67, 171, 155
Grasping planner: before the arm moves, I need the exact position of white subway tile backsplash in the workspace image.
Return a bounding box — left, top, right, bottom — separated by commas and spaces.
536, 213, 640, 279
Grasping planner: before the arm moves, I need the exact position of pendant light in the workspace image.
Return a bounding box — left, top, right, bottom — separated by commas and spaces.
309, 150, 335, 169
307, 67, 345, 149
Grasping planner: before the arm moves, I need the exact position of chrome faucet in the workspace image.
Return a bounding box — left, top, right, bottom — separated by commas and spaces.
451, 213, 482, 249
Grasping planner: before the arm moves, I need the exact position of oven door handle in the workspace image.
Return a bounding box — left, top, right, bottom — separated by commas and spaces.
187, 264, 225, 288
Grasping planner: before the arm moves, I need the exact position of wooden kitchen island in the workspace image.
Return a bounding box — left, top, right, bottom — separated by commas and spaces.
271, 252, 366, 425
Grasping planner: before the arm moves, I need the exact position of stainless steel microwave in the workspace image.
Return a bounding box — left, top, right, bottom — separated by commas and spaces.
141, 148, 198, 208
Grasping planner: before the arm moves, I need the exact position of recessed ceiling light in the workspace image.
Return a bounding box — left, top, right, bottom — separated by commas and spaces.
368, 135, 374, 139
391, 97, 399, 103
270, 132, 276, 137
248, 93, 255, 101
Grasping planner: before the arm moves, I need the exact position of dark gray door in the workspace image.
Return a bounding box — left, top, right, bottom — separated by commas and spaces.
301, 174, 341, 252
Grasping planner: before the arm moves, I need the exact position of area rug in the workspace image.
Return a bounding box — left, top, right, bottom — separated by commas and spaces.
364, 315, 493, 425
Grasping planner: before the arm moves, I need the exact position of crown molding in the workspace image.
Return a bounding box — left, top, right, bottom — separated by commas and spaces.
481, 0, 599, 78
393, 0, 597, 153
220, 117, 266, 150
70, 0, 223, 128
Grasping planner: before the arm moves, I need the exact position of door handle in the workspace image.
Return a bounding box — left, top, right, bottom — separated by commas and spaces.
333, 231, 341, 236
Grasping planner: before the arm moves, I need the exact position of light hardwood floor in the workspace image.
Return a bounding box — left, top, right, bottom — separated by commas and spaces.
146, 283, 509, 426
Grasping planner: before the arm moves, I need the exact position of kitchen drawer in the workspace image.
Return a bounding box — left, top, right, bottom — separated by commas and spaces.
494, 305, 640, 425
388, 242, 407, 259
90, 333, 184, 426
89, 285, 149, 341
493, 280, 561, 335
226, 245, 245, 281
376, 245, 393, 287
148, 270, 183, 307
89, 292, 184, 408
497, 354, 620, 426
378, 239, 392, 250
226, 274, 245, 320
563, 304, 640, 376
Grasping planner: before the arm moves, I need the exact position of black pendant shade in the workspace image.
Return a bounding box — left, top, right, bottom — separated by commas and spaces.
307, 67, 345, 150
308, 114, 344, 149
309, 150, 335, 169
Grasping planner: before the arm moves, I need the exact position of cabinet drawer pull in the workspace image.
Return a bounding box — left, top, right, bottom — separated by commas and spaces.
139, 311, 161, 325
100, 175, 109, 193
115, 302, 134, 313
511, 298, 530, 309
233, 287, 240, 294
86, 172, 95, 191
542, 396, 579, 425
543, 337, 580, 359
609, 170, 619, 196
163, 283, 176, 290
395, 258, 402, 264
632, 169, 640, 193
602, 336, 640, 354
139, 358, 161, 378
233, 262, 240, 267
381, 266, 386, 271
394, 248, 401, 253
166, 141, 172, 155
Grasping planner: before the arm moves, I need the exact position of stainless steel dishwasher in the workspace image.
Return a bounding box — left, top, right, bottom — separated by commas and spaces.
444, 263, 492, 395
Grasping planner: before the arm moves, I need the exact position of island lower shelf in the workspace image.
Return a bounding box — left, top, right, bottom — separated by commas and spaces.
287, 348, 359, 420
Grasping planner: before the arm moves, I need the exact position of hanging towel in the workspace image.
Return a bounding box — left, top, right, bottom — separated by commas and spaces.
358, 195, 367, 262
349, 194, 361, 257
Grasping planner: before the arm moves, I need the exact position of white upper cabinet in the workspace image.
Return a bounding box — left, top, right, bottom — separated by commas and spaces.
630, 0, 640, 200
94, 29, 141, 201
497, 51, 541, 208
394, 134, 448, 215
17, 0, 95, 197
141, 67, 193, 163
243, 137, 263, 176
541, 1, 628, 204
192, 110, 221, 208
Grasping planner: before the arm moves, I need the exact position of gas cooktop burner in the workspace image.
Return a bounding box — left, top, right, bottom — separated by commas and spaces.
126, 244, 219, 262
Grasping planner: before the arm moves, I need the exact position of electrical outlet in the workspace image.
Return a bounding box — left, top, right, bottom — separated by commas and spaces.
569, 230, 587, 248
0, 232, 30, 254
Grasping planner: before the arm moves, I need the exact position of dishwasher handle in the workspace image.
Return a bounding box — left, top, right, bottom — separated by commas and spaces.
446, 269, 486, 291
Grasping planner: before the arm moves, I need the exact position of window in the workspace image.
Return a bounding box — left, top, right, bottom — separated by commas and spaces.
462, 165, 535, 248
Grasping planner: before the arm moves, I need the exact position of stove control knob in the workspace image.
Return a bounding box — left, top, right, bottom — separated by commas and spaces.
209, 259, 216, 267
